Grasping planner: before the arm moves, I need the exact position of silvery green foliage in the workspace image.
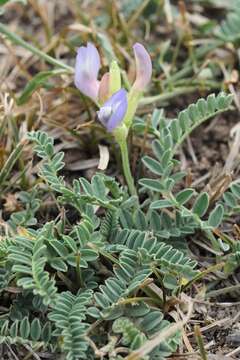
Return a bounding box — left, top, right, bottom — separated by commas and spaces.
8, 189, 40, 229
139, 93, 232, 250
0, 92, 237, 359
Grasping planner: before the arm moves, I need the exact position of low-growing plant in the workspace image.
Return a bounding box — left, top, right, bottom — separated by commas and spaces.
0, 38, 239, 360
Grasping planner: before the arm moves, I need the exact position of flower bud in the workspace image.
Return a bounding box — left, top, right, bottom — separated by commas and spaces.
109, 60, 121, 95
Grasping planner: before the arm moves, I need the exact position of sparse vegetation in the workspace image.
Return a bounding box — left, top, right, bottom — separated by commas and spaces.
0, 1, 240, 359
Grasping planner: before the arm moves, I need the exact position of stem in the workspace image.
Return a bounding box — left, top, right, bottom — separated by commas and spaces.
117, 297, 151, 306
140, 86, 198, 106
89, 243, 120, 264
139, 81, 220, 106
182, 262, 224, 292
119, 140, 137, 196
76, 252, 83, 287
206, 283, 240, 298
173, 107, 231, 155
0, 23, 73, 72
152, 267, 166, 305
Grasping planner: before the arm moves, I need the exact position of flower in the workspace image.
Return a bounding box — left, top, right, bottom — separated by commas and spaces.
132, 43, 152, 92
98, 72, 110, 104
74, 42, 152, 132
97, 89, 128, 132
74, 42, 100, 101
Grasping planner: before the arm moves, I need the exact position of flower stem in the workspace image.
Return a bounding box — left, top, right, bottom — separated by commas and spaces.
119, 139, 137, 196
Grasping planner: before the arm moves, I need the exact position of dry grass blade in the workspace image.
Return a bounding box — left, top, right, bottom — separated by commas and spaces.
224, 123, 240, 171
0, 23, 73, 72
0, 138, 27, 187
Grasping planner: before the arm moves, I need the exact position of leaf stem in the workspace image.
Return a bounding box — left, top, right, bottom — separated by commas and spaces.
139, 82, 220, 106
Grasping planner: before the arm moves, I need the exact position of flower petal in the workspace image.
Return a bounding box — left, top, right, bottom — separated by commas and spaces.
107, 97, 128, 132
98, 72, 110, 104
132, 43, 152, 92
86, 42, 101, 79
74, 43, 101, 101
103, 88, 127, 109
97, 89, 128, 132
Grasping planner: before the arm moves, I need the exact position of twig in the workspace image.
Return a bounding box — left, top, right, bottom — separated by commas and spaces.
187, 317, 230, 337
226, 345, 240, 357
22, 344, 41, 360
5, 343, 19, 360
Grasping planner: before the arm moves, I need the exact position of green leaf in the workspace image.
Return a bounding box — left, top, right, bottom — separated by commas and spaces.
20, 317, 30, 338
139, 178, 164, 192
192, 192, 209, 217
207, 93, 217, 113
17, 69, 65, 105
150, 199, 174, 209
230, 183, 240, 199
152, 140, 163, 159
163, 273, 178, 289
161, 149, 172, 168
140, 311, 163, 331
10, 321, 19, 338
176, 189, 195, 205
223, 192, 237, 208
30, 318, 41, 341
170, 119, 182, 141
42, 322, 52, 342
142, 156, 163, 175
179, 110, 191, 131
92, 175, 107, 200
208, 204, 224, 228
151, 109, 164, 129
49, 240, 69, 258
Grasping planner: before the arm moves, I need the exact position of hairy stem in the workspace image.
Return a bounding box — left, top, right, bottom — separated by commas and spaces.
119, 140, 137, 196
140, 81, 220, 106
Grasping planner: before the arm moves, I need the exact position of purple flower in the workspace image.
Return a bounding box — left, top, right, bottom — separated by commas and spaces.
74, 43, 100, 101
97, 89, 128, 132
132, 43, 152, 91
